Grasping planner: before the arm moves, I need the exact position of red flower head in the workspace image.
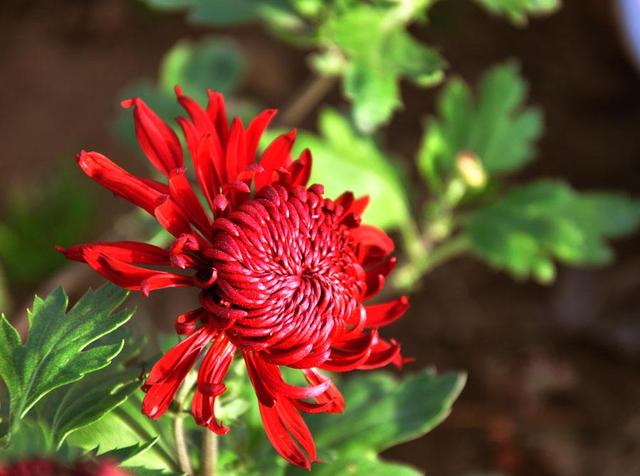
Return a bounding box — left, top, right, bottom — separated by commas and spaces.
58, 88, 409, 469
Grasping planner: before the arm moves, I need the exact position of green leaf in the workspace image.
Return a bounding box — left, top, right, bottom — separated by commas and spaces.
159, 37, 245, 104
290, 453, 421, 476
307, 370, 465, 456
39, 331, 145, 447
0, 419, 50, 460
267, 109, 411, 230
0, 284, 134, 444
474, 0, 561, 25
144, 0, 292, 26
0, 164, 96, 286
464, 180, 640, 282
115, 35, 251, 148
67, 393, 179, 473
94, 438, 159, 465
418, 62, 542, 192
320, 2, 444, 132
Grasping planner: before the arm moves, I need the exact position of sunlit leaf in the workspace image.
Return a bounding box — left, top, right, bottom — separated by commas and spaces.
115, 36, 250, 148
144, 0, 292, 25
418, 62, 542, 193
320, 1, 443, 132
267, 109, 412, 230
39, 332, 145, 448
0, 284, 133, 444
67, 393, 179, 473
464, 180, 640, 282
474, 0, 561, 25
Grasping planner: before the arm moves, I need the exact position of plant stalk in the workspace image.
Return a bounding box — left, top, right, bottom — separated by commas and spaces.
201, 429, 218, 476
278, 74, 337, 126
174, 412, 193, 476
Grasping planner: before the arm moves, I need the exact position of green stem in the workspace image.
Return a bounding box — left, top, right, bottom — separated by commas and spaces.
393, 234, 470, 291
174, 412, 193, 476
174, 371, 197, 476
278, 74, 337, 126
201, 429, 218, 476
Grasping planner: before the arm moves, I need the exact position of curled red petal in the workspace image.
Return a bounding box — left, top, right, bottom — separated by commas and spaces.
169, 171, 212, 235
192, 335, 235, 433
357, 338, 403, 370
71, 248, 192, 293
350, 225, 395, 266
255, 130, 296, 190
365, 296, 409, 328
154, 196, 194, 237
121, 97, 183, 175
287, 149, 312, 188
258, 398, 317, 469
207, 90, 229, 147
142, 326, 212, 419
76, 151, 163, 215
56, 241, 169, 265
244, 109, 277, 170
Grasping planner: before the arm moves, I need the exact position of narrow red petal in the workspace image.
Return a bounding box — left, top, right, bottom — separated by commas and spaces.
244, 109, 277, 170
169, 171, 212, 235
56, 241, 169, 265
255, 130, 296, 190
142, 327, 212, 418
365, 296, 409, 328
121, 97, 183, 175
76, 151, 163, 215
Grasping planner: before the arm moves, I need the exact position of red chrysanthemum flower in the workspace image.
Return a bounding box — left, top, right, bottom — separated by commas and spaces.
58, 88, 409, 469
0, 457, 130, 476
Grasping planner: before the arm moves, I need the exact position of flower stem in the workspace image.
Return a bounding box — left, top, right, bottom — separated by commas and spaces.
201, 430, 218, 476
174, 412, 193, 476
393, 233, 470, 290
278, 74, 337, 126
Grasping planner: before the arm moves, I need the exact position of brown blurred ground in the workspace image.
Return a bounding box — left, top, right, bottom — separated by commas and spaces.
1, 1, 639, 475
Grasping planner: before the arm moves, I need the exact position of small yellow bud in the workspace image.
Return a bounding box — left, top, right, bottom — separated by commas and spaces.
456, 151, 487, 189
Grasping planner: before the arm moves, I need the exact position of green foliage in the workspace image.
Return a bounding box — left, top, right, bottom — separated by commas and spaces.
418, 63, 543, 194
315, 0, 444, 132
38, 332, 145, 448
0, 284, 134, 444
474, 0, 561, 25
464, 180, 640, 282
115, 35, 250, 147
0, 165, 96, 286
67, 393, 180, 473
286, 370, 466, 475
144, 0, 292, 25
270, 109, 411, 230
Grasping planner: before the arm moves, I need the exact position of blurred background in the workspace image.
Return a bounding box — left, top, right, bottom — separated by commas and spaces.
1, 1, 639, 475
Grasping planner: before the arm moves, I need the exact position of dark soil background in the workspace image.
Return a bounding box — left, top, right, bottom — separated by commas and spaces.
1, 1, 639, 475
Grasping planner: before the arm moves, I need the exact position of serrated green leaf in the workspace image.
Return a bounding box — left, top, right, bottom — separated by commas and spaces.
94, 438, 159, 465
67, 393, 179, 473
306, 370, 465, 456
321, 2, 444, 132
418, 63, 542, 192
475, 0, 561, 25
0, 284, 133, 443
39, 331, 145, 447
265, 109, 411, 230
464, 180, 640, 282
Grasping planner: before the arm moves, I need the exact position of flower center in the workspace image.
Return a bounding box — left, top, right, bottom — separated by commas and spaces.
209, 184, 364, 365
